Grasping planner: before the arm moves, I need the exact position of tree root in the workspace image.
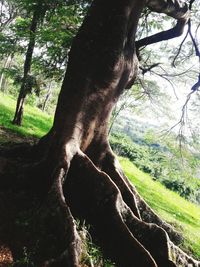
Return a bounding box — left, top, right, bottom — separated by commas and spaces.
101, 150, 183, 244
65, 153, 157, 267
40, 168, 82, 267
64, 152, 200, 267
0, 143, 200, 267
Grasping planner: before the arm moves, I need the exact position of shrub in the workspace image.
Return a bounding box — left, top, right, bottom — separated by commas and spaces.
109, 132, 200, 204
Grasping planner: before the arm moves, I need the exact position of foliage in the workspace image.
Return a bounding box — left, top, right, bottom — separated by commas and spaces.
0, 0, 89, 119
110, 132, 163, 177
110, 132, 200, 204
34, 3, 84, 79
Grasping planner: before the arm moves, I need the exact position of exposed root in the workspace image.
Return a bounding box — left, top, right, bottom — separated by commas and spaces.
0, 140, 199, 267
64, 151, 200, 267
169, 242, 200, 267
38, 167, 82, 267
101, 149, 183, 244
101, 150, 142, 219
0, 149, 82, 267
64, 153, 159, 266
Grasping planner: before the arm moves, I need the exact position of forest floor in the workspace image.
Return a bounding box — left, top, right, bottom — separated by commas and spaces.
0, 125, 36, 144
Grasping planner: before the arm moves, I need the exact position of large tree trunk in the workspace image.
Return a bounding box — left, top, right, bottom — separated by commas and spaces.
0, 0, 199, 266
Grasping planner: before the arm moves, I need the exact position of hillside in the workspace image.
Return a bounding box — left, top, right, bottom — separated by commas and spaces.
0, 92, 52, 140
120, 157, 200, 259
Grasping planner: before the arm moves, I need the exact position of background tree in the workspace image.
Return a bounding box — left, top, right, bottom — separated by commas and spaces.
0, 0, 18, 31
9, 0, 89, 124
11, 0, 59, 125
0, 0, 20, 92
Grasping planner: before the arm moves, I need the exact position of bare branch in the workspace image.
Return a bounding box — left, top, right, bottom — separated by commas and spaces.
171, 0, 200, 66
172, 25, 189, 67
188, 21, 200, 58
151, 70, 179, 99
188, 0, 195, 10
138, 0, 200, 144
158, 65, 196, 77
191, 73, 200, 91
139, 63, 160, 75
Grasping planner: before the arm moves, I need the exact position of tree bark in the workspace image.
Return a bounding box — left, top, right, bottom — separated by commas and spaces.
1, 0, 199, 266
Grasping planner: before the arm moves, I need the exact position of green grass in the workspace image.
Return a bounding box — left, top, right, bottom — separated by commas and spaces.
120, 157, 200, 259
0, 92, 53, 138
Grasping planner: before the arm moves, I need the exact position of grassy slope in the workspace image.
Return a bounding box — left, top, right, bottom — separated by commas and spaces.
0, 93, 200, 259
120, 157, 200, 259
0, 92, 52, 139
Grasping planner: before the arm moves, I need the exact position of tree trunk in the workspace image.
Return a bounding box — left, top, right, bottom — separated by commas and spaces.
0, 75, 7, 93
12, 9, 39, 125
0, 0, 199, 266
42, 81, 53, 111
0, 55, 12, 93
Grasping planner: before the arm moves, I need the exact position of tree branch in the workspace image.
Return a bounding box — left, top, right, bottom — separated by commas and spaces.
136, 18, 188, 49
136, 0, 189, 49
172, 24, 189, 67
139, 63, 160, 75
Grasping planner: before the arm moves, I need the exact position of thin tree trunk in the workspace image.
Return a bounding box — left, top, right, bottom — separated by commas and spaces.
12, 9, 39, 125
42, 81, 52, 111
0, 0, 18, 32
0, 74, 6, 92
0, 55, 11, 93
0, 75, 7, 93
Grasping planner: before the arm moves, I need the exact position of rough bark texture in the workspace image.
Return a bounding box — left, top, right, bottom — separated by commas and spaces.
1, 0, 200, 266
